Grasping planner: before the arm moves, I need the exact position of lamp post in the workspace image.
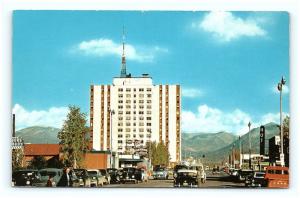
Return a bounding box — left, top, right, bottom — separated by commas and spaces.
248, 122, 252, 169
109, 108, 115, 168
277, 76, 286, 166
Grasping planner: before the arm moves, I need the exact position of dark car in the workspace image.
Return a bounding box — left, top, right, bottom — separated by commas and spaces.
239, 169, 254, 182
174, 169, 199, 187
107, 168, 122, 184
39, 168, 63, 187
173, 164, 188, 179
99, 169, 111, 184
120, 167, 138, 184
73, 169, 91, 187
12, 169, 43, 187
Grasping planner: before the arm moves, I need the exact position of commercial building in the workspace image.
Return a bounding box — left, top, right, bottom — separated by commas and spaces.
90, 37, 181, 163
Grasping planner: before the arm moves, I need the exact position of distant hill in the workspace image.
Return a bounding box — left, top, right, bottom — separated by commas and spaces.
181, 131, 237, 157
204, 122, 280, 163
16, 126, 60, 144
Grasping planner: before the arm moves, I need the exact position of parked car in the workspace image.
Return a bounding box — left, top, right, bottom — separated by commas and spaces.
120, 167, 138, 184
99, 169, 111, 184
174, 169, 199, 187
238, 169, 254, 182
87, 169, 106, 187
73, 169, 91, 187
12, 169, 43, 187
134, 168, 148, 182
252, 172, 266, 187
152, 167, 169, 180
107, 168, 121, 184
264, 166, 289, 188
189, 164, 206, 183
39, 168, 63, 187
173, 164, 188, 179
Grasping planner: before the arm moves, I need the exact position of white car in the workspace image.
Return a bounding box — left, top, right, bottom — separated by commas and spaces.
87, 169, 106, 187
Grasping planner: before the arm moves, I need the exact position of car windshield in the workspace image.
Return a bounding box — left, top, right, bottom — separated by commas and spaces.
175, 165, 188, 171
88, 171, 98, 176
255, 173, 265, 177
107, 169, 116, 173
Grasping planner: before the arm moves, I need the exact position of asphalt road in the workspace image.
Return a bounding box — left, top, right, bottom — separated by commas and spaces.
104, 171, 245, 188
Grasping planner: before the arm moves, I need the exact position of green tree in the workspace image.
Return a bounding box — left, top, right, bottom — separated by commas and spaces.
12, 149, 24, 171
29, 155, 47, 169
148, 141, 170, 166
58, 106, 89, 168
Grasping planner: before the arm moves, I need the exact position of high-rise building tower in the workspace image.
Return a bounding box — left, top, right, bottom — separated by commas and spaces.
90, 33, 181, 163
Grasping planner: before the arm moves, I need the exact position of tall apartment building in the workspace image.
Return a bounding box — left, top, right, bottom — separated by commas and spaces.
90, 36, 181, 163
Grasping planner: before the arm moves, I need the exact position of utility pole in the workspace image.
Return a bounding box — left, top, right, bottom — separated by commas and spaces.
239, 136, 242, 169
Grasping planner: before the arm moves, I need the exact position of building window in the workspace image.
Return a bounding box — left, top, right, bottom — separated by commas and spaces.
139, 94, 144, 98
118, 117, 123, 121
147, 111, 151, 115
147, 105, 151, 109
146, 117, 151, 120
126, 116, 131, 120
118, 100, 123, 103
118, 88, 123, 92
139, 88, 144, 92
118, 122, 123, 126
118, 140, 123, 143
118, 94, 123, 98
139, 111, 144, 115
126, 105, 131, 109
139, 117, 144, 120
147, 100, 151, 104
147, 128, 151, 132
118, 111, 123, 115
126, 111, 130, 115
126, 122, 131, 126
139, 134, 144, 138
126, 88, 131, 92
126, 94, 131, 98
147, 94, 151, 98
133, 123, 136, 126
118, 134, 123, 138
139, 105, 144, 109
146, 123, 151, 126
147, 134, 151, 138
126, 100, 131, 104
126, 128, 130, 132
118, 128, 123, 132
139, 122, 144, 126
147, 88, 151, 92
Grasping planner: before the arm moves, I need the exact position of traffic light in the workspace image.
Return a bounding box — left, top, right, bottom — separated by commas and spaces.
260, 126, 265, 155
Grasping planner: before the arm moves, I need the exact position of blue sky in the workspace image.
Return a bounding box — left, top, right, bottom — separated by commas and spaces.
12, 11, 289, 134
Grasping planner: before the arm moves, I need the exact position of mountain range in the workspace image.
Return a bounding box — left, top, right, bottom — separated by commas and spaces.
16, 122, 279, 163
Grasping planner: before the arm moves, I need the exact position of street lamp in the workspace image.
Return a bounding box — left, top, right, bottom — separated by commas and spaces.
109, 108, 115, 168
248, 122, 252, 169
277, 76, 286, 166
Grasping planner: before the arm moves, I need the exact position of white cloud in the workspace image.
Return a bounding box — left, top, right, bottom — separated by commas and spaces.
75, 38, 168, 62
182, 104, 287, 135
12, 104, 69, 130
272, 84, 289, 95
182, 88, 203, 98
195, 11, 267, 42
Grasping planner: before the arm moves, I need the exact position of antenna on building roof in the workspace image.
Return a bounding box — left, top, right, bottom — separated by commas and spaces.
120, 26, 127, 77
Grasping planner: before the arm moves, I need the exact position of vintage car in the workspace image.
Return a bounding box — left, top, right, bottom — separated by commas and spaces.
12, 169, 43, 187
173, 164, 188, 179
99, 169, 111, 184
107, 168, 122, 184
152, 167, 169, 180
189, 164, 206, 183
135, 168, 148, 182
39, 168, 63, 187
173, 169, 199, 187
119, 167, 138, 184
264, 166, 289, 188
73, 169, 91, 187
238, 169, 254, 181
87, 169, 106, 187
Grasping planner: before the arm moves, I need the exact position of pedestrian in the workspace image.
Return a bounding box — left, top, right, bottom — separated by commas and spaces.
57, 167, 73, 187
46, 175, 54, 187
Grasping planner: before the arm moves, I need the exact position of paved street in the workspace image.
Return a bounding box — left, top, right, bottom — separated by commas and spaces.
104, 171, 244, 188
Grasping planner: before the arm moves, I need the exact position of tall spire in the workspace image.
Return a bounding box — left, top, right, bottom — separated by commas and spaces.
120, 26, 127, 77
